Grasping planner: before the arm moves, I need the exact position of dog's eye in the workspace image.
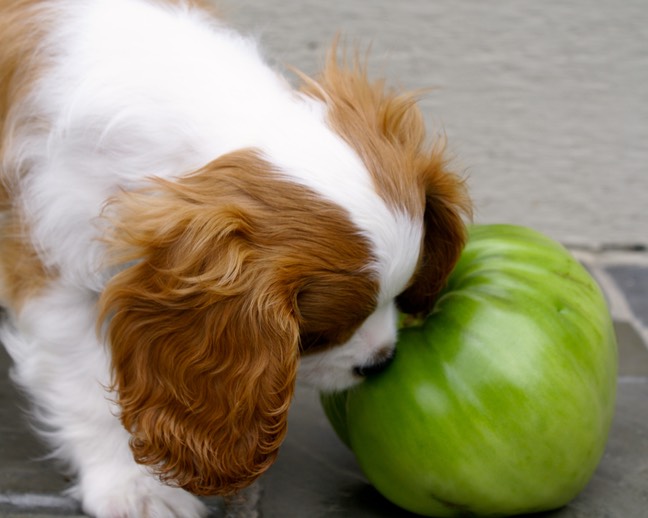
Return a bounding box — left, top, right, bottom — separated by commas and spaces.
299, 332, 329, 352
296, 272, 377, 354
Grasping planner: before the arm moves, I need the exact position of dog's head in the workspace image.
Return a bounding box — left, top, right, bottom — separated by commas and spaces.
99, 52, 470, 497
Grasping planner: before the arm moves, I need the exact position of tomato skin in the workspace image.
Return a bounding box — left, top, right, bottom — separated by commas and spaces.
321, 224, 617, 517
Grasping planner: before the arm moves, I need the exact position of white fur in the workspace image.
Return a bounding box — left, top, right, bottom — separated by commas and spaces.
2, 1, 423, 516
13, 0, 421, 294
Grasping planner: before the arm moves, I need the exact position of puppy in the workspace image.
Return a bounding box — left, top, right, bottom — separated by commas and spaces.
0, 0, 470, 516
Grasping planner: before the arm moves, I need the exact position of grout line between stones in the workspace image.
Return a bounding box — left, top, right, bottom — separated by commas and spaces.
571, 249, 648, 348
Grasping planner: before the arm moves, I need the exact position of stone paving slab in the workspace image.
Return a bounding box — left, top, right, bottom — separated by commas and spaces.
1, 260, 647, 517
606, 266, 648, 329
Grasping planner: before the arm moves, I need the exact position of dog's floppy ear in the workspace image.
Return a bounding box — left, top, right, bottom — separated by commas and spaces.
299, 44, 471, 316
99, 151, 300, 495
396, 144, 471, 316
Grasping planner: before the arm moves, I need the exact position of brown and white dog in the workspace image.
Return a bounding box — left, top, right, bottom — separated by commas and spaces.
0, 0, 470, 516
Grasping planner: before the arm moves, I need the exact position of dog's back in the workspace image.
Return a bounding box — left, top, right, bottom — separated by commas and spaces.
0, 0, 299, 301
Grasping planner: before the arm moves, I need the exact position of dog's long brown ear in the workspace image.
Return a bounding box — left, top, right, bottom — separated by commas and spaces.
299, 44, 472, 316
396, 144, 471, 316
98, 151, 300, 496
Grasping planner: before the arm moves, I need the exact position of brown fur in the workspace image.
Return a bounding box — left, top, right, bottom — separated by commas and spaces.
0, 0, 56, 310
300, 46, 472, 314
0, 0, 49, 176
99, 149, 378, 495
0, 211, 54, 310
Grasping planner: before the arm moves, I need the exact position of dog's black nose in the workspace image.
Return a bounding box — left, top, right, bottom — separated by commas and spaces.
353, 348, 396, 378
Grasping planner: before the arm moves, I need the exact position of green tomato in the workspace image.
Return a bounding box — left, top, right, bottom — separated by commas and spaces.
321, 224, 617, 517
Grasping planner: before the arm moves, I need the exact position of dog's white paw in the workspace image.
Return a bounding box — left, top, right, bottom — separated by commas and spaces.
77, 471, 208, 518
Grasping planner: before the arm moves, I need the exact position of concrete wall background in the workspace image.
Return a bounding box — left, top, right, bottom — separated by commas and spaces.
225, 0, 647, 249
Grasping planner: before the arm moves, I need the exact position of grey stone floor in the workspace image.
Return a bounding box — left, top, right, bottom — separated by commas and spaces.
1, 255, 647, 518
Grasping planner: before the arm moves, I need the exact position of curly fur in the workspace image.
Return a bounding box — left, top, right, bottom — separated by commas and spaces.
99, 150, 377, 494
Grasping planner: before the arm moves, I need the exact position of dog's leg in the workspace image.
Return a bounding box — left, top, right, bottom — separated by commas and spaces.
224, 481, 262, 518
0, 280, 208, 518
